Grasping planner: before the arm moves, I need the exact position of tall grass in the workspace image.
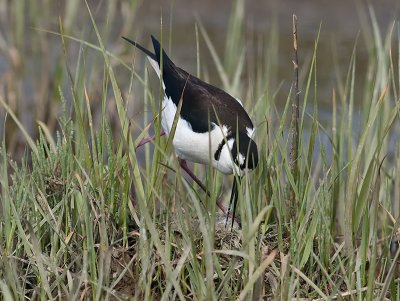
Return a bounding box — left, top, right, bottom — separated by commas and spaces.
0, 1, 400, 300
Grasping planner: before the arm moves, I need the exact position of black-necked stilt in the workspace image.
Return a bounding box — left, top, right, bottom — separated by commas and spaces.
123, 35, 258, 225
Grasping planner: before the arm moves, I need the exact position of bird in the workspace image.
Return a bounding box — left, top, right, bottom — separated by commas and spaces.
123, 35, 258, 225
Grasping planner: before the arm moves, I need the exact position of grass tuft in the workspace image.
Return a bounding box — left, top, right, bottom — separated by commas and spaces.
0, 1, 399, 300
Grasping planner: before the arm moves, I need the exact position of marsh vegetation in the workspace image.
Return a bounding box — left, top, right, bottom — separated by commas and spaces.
0, 1, 399, 300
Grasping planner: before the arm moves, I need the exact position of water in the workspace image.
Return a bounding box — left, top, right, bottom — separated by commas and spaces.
0, 0, 399, 157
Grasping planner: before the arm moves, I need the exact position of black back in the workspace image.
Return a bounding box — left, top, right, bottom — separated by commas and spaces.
150, 36, 254, 134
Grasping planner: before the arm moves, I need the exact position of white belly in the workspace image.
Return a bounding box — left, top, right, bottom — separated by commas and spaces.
161, 95, 234, 174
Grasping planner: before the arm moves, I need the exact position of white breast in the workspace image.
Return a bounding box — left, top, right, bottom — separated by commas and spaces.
161, 95, 235, 174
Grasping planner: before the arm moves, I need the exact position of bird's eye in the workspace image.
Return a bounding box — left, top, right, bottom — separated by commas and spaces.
236, 153, 246, 165
235, 153, 245, 168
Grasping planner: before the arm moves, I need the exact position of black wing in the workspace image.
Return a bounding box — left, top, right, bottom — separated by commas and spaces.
171, 70, 254, 134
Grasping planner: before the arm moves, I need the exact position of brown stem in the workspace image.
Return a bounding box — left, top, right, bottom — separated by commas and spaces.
288, 14, 300, 221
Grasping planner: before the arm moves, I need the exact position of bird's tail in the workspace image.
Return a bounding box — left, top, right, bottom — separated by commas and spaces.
150, 35, 174, 68
122, 36, 157, 61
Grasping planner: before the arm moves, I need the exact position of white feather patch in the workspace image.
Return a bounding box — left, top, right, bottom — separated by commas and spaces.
147, 57, 165, 90
246, 127, 255, 139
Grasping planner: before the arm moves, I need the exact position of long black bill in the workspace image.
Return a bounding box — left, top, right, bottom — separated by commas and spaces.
226, 176, 241, 228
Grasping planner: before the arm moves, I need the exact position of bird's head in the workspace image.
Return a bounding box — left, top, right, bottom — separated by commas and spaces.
230, 132, 259, 175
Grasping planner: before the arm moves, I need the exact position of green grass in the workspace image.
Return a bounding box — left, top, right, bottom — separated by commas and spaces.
1, 1, 400, 300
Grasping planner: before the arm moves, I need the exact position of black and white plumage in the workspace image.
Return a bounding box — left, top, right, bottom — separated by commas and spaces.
123, 35, 258, 224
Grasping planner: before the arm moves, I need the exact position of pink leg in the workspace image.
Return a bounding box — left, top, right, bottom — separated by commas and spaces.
179, 159, 209, 196
178, 158, 237, 222
135, 130, 165, 149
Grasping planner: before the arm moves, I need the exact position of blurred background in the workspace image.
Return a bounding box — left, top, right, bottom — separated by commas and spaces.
0, 0, 399, 160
